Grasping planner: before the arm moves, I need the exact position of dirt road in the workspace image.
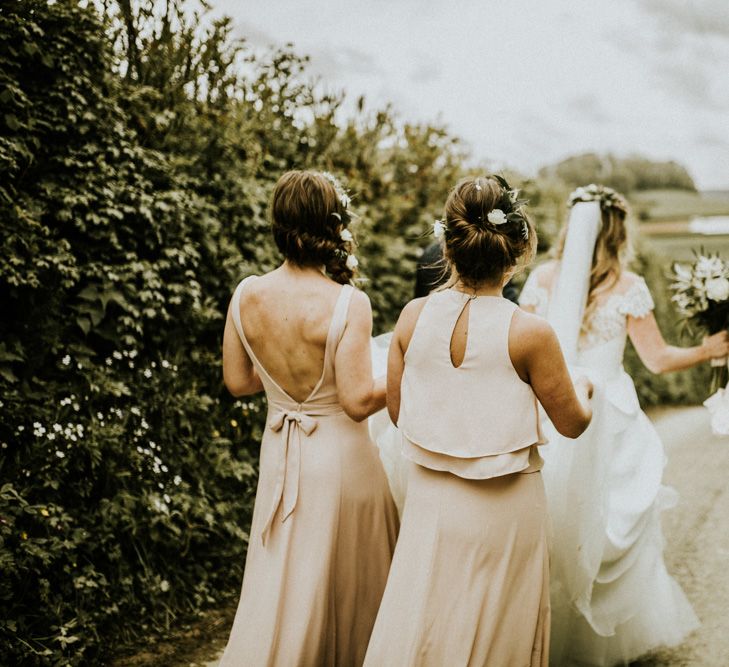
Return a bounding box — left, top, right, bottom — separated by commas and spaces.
638, 406, 729, 667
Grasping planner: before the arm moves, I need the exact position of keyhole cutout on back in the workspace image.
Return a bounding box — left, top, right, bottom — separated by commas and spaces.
449, 299, 472, 369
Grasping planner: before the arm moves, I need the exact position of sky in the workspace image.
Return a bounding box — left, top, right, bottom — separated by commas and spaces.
213, 0, 729, 190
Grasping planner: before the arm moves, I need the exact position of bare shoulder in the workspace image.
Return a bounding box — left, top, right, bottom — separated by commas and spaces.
397, 296, 429, 329
349, 286, 372, 311
621, 270, 643, 285
508, 307, 561, 379
529, 260, 559, 287
614, 270, 646, 294
342, 287, 373, 332
392, 296, 429, 348
510, 307, 556, 347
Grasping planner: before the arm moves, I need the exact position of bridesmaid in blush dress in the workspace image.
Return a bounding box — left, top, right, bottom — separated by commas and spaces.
220, 170, 398, 666
364, 176, 593, 667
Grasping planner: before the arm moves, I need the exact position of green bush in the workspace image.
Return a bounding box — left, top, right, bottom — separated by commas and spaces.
0, 2, 263, 663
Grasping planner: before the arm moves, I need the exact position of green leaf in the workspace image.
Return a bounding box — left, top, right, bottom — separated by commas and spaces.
76, 316, 91, 336
0, 367, 18, 383
4, 114, 21, 131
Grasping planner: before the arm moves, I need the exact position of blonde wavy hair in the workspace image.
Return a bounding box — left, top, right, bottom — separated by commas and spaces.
551, 187, 632, 330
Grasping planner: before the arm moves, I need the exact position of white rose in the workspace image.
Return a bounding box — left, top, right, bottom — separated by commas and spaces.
706, 277, 729, 302
433, 219, 446, 239
345, 254, 359, 270
340, 228, 353, 242
487, 209, 507, 225
695, 255, 723, 279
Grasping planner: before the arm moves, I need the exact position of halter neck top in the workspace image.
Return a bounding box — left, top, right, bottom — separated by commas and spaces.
398, 289, 545, 479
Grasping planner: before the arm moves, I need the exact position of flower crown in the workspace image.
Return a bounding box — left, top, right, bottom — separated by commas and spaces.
433, 174, 530, 240
321, 171, 352, 209
569, 183, 627, 212
320, 171, 358, 273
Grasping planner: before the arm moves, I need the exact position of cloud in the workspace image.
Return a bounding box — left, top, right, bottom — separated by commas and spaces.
409, 56, 442, 85
306, 45, 383, 81
567, 94, 611, 124
636, 0, 729, 39
694, 132, 729, 149
651, 60, 716, 106
235, 21, 279, 49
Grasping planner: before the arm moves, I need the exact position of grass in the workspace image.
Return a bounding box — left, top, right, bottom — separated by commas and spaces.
632, 188, 729, 261
631, 189, 729, 222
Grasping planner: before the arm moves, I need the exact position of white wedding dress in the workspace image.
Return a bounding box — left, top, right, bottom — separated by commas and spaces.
519, 266, 699, 666
369, 333, 407, 515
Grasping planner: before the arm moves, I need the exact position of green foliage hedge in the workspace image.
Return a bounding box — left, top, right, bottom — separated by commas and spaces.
0, 1, 708, 665
1, 3, 266, 663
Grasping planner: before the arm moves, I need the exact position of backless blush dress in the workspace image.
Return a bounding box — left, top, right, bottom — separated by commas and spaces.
364, 289, 550, 667
219, 277, 399, 667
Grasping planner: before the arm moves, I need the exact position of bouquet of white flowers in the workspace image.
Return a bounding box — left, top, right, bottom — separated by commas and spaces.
671, 253, 729, 434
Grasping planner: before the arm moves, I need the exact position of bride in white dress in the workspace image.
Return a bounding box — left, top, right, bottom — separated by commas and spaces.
519, 185, 729, 666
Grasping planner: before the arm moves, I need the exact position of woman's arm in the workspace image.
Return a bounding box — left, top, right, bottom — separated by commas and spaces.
628, 313, 729, 374
222, 298, 264, 397
510, 310, 593, 438
334, 290, 386, 422
386, 298, 428, 425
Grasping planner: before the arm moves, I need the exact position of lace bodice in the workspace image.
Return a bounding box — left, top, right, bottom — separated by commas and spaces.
519, 269, 654, 353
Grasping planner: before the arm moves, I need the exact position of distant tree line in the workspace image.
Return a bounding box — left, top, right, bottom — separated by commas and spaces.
539, 152, 697, 194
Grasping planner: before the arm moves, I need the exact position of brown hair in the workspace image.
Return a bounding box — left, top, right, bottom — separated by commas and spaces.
442, 176, 536, 288
553, 188, 632, 328
271, 170, 355, 284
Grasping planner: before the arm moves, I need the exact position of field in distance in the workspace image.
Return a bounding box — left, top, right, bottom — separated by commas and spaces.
631, 189, 729, 222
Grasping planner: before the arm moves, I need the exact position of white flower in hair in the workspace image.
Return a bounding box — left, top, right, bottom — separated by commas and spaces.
321, 171, 351, 208
433, 219, 446, 238
487, 209, 507, 225
340, 228, 354, 242
346, 254, 359, 270
509, 189, 520, 203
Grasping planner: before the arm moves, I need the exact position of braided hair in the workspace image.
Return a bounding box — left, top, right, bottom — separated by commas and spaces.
271, 170, 356, 284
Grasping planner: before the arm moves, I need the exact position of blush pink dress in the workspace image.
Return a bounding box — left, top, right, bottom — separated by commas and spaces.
220, 277, 399, 667
364, 289, 549, 667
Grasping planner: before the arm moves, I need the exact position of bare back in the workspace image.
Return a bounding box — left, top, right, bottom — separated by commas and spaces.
238, 266, 343, 404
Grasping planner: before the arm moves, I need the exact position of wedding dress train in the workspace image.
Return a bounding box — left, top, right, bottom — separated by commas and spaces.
519, 271, 699, 666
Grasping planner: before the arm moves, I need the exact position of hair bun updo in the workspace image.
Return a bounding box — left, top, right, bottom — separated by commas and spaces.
271, 170, 356, 284
441, 175, 536, 288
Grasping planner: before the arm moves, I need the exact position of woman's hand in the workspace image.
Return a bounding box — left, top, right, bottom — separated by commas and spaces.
629, 312, 729, 374
701, 331, 729, 361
